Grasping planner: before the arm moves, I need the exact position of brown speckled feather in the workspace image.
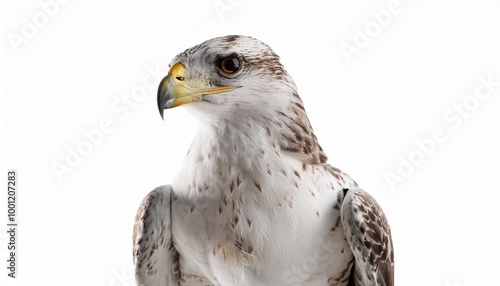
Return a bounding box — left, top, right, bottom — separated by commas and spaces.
133, 185, 180, 286
341, 188, 394, 286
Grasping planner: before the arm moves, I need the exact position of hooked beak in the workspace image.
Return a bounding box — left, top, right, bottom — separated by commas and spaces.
157, 62, 236, 119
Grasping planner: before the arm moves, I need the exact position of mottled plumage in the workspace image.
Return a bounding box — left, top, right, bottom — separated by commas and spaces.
133, 35, 394, 286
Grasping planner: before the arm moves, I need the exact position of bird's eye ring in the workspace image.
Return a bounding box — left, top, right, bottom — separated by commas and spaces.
216, 55, 241, 75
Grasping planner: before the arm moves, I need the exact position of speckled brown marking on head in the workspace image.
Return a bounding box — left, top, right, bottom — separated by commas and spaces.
225, 35, 240, 43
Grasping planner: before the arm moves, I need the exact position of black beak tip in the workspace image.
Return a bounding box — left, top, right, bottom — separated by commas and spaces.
157, 96, 166, 120
159, 109, 165, 120
157, 75, 169, 120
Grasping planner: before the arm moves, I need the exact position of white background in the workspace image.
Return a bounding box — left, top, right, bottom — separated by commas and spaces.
1, 1, 500, 285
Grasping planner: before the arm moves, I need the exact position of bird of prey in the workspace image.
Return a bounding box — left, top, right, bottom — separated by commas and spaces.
133, 35, 394, 286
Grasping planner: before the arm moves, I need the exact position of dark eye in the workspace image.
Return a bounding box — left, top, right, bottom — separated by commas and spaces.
217, 55, 241, 74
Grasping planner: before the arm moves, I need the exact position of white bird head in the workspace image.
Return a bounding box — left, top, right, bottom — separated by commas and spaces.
157, 35, 299, 122
157, 35, 327, 164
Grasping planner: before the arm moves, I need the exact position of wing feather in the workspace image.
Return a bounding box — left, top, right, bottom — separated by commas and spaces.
133, 185, 180, 286
341, 188, 394, 286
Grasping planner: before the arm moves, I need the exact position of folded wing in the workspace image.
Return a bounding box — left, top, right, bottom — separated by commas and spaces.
341, 188, 394, 286
133, 185, 180, 286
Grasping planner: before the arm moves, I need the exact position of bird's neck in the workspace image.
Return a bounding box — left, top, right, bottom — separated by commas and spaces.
172, 98, 329, 198
193, 118, 282, 174
171, 117, 290, 199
